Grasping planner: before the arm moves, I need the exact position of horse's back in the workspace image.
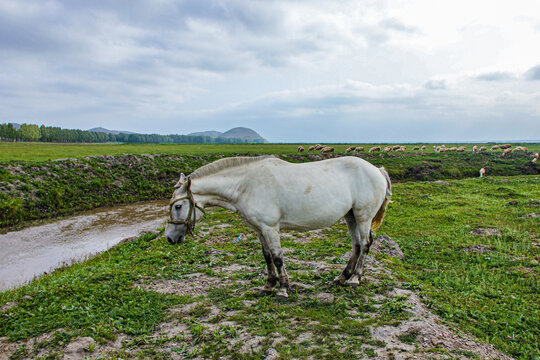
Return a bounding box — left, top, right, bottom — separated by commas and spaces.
257, 156, 384, 189
240, 157, 387, 230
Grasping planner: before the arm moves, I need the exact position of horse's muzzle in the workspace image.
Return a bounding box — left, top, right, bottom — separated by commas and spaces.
166, 234, 184, 245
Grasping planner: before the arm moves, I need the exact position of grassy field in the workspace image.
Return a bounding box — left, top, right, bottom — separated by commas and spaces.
0, 176, 538, 359
1, 141, 539, 162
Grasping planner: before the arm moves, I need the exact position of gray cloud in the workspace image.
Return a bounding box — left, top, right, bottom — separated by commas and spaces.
475, 72, 515, 81
524, 65, 540, 80
424, 80, 447, 90
187, 83, 538, 142
182, 77, 540, 142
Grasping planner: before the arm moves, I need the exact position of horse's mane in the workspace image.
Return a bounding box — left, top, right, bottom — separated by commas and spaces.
189, 155, 276, 179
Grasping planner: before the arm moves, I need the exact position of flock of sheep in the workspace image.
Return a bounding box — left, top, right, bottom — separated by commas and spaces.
297, 144, 340, 153
297, 143, 537, 161
434, 143, 530, 155
297, 144, 538, 177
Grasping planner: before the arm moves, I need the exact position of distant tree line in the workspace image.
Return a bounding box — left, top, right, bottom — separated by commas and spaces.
0, 123, 262, 144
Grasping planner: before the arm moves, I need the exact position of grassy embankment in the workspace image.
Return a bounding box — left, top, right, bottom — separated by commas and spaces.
1, 142, 538, 229
0, 176, 538, 359
0, 153, 223, 229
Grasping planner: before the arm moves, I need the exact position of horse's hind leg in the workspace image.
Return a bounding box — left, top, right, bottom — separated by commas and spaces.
348, 223, 374, 286
261, 227, 290, 298
333, 210, 360, 285
257, 233, 279, 293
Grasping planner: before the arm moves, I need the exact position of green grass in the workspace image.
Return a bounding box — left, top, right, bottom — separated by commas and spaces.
1, 175, 538, 359
1, 141, 539, 161
381, 175, 539, 359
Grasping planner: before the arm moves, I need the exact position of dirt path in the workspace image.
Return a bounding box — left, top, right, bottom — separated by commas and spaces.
0, 233, 513, 360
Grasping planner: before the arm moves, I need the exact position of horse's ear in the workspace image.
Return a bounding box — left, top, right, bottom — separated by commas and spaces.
174, 173, 187, 188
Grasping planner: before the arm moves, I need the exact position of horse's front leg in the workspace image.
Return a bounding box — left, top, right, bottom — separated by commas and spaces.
262, 227, 290, 299
257, 233, 279, 293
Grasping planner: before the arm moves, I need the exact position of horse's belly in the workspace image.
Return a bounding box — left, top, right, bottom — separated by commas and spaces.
279, 205, 350, 231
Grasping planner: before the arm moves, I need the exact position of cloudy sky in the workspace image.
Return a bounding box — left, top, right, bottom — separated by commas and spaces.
1, 0, 540, 142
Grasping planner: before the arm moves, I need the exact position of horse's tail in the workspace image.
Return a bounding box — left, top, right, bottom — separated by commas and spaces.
371, 166, 392, 231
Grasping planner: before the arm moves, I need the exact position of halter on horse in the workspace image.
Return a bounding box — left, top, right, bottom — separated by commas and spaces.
167, 177, 205, 236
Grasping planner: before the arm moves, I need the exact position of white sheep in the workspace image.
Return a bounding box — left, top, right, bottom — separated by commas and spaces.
512, 146, 528, 152
320, 146, 334, 153
472, 145, 478, 152
421, 145, 426, 151
297, 146, 305, 153
479, 168, 486, 177
369, 146, 381, 153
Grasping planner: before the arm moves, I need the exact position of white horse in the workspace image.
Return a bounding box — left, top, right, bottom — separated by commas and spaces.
165, 156, 392, 298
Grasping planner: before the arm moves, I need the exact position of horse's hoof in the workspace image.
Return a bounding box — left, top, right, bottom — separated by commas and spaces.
276, 288, 289, 299
332, 277, 346, 286
258, 287, 274, 296
347, 277, 360, 287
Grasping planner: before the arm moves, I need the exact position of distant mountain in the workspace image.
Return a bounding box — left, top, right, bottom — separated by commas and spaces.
188, 127, 268, 143
89, 127, 137, 135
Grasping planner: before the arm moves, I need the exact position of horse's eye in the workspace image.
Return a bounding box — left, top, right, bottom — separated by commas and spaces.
175, 204, 182, 210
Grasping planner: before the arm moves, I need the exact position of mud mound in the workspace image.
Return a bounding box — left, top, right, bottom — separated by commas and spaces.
372, 234, 405, 259
405, 162, 444, 181
370, 288, 514, 360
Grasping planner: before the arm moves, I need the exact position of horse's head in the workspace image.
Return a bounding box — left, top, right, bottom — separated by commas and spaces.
165, 173, 205, 244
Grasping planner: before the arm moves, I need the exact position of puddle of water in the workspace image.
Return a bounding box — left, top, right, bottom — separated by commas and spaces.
0, 199, 169, 290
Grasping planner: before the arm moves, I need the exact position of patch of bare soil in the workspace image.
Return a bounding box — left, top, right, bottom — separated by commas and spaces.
462, 244, 493, 253
196, 223, 232, 238
0, 330, 66, 360
62, 337, 96, 360
136, 272, 231, 296
285, 229, 325, 244
433, 180, 450, 185
471, 227, 501, 236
